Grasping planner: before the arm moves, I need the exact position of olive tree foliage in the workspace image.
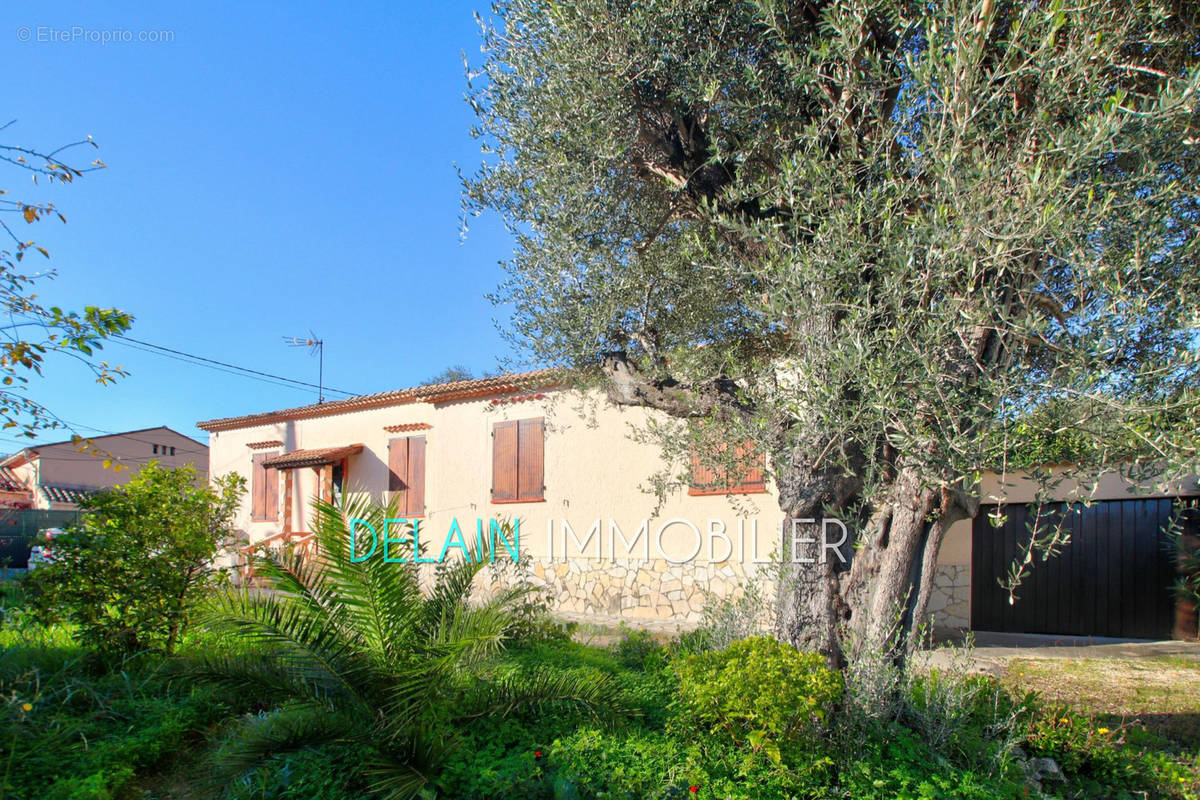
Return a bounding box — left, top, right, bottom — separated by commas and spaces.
0, 120, 132, 436
464, 0, 1200, 664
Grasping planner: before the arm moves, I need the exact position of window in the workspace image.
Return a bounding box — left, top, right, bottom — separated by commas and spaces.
387, 436, 426, 516
492, 418, 544, 503
152, 444, 158, 454
251, 452, 279, 521
689, 441, 766, 496
170, 446, 176, 456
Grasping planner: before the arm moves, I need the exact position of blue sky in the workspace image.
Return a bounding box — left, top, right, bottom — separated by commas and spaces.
5, 2, 517, 451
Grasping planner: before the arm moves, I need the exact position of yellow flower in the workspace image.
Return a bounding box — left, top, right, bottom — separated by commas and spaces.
1096, 727, 1110, 734
1058, 717, 1070, 724
21, 703, 31, 712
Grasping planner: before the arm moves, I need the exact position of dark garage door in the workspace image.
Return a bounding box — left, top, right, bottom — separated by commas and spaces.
972, 498, 1189, 639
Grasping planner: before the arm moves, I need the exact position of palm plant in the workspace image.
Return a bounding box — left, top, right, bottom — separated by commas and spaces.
192, 495, 627, 799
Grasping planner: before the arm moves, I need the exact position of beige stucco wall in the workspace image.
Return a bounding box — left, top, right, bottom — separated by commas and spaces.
208, 389, 792, 624
207, 391, 1200, 633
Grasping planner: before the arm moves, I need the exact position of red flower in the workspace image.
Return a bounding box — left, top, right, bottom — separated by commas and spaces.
534, 750, 543, 757
689, 787, 699, 794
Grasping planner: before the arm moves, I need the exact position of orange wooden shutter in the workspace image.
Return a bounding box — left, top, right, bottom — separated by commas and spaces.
689, 448, 718, 494
689, 441, 766, 495
492, 421, 518, 502
733, 444, 766, 493
263, 457, 279, 520
517, 418, 544, 501
406, 436, 426, 516
388, 438, 408, 494
251, 453, 266, 519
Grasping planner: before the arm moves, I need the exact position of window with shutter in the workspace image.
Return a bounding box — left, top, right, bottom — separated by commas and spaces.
388, 436, 427, 517
688, 441, 767, 496
492, 418, 543, 503
251, 452, 279, 520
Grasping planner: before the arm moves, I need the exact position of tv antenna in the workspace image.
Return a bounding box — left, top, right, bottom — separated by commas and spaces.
283, 332, 325, 403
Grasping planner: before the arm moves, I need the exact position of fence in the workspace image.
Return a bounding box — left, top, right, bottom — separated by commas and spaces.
0, 509, 85, 569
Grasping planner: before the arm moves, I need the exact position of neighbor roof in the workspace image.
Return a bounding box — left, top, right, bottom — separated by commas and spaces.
0, 425, 206, 468
197, 369, 559, 433
40, 485, 93, 505
0, 467, 26, 493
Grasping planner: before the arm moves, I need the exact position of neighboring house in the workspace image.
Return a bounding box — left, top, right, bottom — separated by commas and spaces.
0, 467, 31, 509
0, 426, 209, 510
199, 374, 1199, 640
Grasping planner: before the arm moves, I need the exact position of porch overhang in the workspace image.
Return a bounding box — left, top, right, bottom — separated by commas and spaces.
262, 444, 363, 470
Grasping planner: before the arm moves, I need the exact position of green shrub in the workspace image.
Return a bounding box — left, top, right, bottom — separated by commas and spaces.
611, 628, 667, 670
547, 726, 829, 800
0, 646, 234, 800
24, 463, 244, 656
904, 670, 1029, 771
1023, 707, 1147, 788
674, 636, 842, 762
838, 724, 1024, 800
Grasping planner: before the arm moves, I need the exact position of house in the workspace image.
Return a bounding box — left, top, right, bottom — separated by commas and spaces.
0, 426, 209, 510
198, 374, 1199, 640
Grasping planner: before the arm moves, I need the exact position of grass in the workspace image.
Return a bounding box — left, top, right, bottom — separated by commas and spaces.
4, 577, 1199, 800
1004, 656, 1200, 748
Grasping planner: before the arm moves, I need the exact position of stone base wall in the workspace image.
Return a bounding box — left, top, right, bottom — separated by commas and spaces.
926, 564, 971, 632
417, 557, 971, 634
419, 557, 761, 626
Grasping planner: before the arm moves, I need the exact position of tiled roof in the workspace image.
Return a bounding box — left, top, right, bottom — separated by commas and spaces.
246, 440, 284, 450
382, 423, 431, 433
262, 444, 364, 470
40, 485, 93, 505
197, 369, 559, 432
0, 467, 26, 493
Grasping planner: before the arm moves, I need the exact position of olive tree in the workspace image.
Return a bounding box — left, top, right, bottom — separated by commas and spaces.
465, 0, 1199, 664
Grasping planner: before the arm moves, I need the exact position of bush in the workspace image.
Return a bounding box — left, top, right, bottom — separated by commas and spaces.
547, 726, 830, 800
1023, 707, 1147, 788
24, 463, 244, 656
611, 627, 667, 670
0, 647, 234, 800
674, 636, 842, 762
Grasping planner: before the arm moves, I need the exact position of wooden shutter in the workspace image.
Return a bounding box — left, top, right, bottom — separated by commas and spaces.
517, 418, 544, 501
406, 436, 426, 516
388, 437, 425, 516
689, 447, 719, 494
251, 453, 266, 519
263, 457, 279, 520
492, 421, 518, 502
689, 442, 766, 495
732, 443, 766, 493
388, 438, 408, 493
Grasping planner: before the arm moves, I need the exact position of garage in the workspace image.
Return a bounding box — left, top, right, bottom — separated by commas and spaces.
971, 498, 1195, 639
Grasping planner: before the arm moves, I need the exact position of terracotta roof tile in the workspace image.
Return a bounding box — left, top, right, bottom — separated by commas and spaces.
41, 485, 93, 505
262, 444, 364, 470
198, 369, 559, 432
382, 423, 432, 433
246, 440, 284, 450
0, 467, 25, 493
